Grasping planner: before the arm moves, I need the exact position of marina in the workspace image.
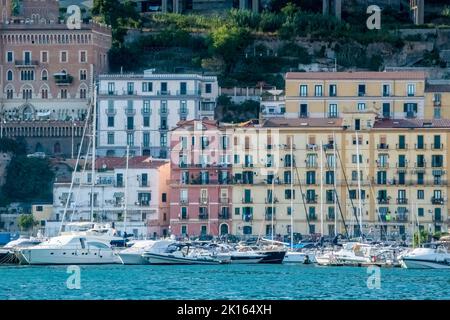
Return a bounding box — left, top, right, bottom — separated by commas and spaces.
0, 264, 449, 300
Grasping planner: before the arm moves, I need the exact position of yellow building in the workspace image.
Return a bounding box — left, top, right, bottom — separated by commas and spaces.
228, 72, 449, 240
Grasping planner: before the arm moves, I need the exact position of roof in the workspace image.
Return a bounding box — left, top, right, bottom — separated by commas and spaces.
373, 119, 450, 129
285, 71, 426, 81
261, 118, 343, 128
425, 84, 450, 92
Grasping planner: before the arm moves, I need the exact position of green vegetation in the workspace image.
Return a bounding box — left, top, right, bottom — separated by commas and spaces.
1, 156, 54, 206
215, 95, 260, 123
17, 214, 36, 232
0, 137, 27, 154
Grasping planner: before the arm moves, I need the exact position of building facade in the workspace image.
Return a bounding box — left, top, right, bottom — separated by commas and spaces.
97, 70, 218, 158
51, 156, 170, 238
168, 120, 232, 238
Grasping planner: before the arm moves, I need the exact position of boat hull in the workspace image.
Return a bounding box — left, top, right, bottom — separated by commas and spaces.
401, 258, 450, 269
257, 251, 286, 264
117, 252, 149, 265
283, 252, 316, 264
16, 248, 120, 265
143, 253, 221, 265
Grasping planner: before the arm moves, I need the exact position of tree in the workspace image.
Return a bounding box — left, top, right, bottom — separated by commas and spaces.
1, 156, 55, 204
18, 214, 36, 232
0, 137, 27, 155
208, 25, 251, 74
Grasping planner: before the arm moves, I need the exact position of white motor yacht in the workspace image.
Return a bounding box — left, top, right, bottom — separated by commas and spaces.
283, 251, 316, 264
400, 242, 450, 269
16, 234, 120, 265
0, 237, 43, 264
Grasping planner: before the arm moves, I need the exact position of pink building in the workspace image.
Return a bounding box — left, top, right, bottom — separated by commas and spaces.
169, 120, 232, 238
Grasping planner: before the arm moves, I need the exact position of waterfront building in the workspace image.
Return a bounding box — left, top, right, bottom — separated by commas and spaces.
97, 70, 218, 158
51, 156, 170, 238
0, 0, 111, 155
168, 120, 232, 237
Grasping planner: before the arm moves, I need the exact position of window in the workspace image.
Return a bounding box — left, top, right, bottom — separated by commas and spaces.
80, 70, 87, 80
398, 135, 406, 149
306, 171, 316, 185
60, 89, 67, 99
325, 171, 334, 184
60, 51, 68, 63
382, 103, 391, 118
6, 89, 13, 99
314, 85, 323, 97
285, 189, 295, 200
418, 208, 424, 217
407, 84, 415, 96
328, 104, 338, 118
6, 51, 13, 63
357, 103, 366, 111
352, 154, 363, 163
127, 116, 134, 130
41, 51, 48, 63
417, 189, 424, 199
107, 132, 114, 145
108, 82, 115, 95
431, 155, 443, 167
143, 132, 150, 147
205, 83, 212, 94
180, 82, 187, 95
299, 104, 308, 117
160, 133, 167, 147
143, 115, 150, 127
127, 132, 134, 146
433, 135, 441, 149
142, 82, 153, 92
358, 84, 366, 96
377, 171, 387, 184
141, 173, 148, 187
434, 107, 441, 119
107, 116, 114, 127
41, 69, 48, 81
382, 84, 390, 97
127, 82, 134, 95
417, 172, 424, 185
404, 103, 418, 117
79, 51, 87, 63
116, 174, 123, 187
160, 82, 168, 94
80, 88, 87, 99
41, 88, 48, 99
416, 135, 424, 149
329, 84, 337, 96
299, 85, 308, 97
6, 70, 13, 81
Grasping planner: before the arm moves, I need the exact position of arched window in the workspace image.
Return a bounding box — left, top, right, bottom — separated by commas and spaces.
220, 224, 229, 235
54, 142, 61, 154
6, 70, 13, 81
41, 69, 48, 81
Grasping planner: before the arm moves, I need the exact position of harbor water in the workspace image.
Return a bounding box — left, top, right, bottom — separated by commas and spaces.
0, 264, 449, 300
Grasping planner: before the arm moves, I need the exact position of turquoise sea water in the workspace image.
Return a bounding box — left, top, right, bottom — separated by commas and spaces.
0, 264, 449, 300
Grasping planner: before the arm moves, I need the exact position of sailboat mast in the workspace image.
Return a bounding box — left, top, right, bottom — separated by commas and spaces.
355, 130, 363, 239
90, 85, 97, 223
290, 138, 294, 250
271, 170, 275, 241
320, 141, 324, 236
333, 132, 337, 236
124, 144, 130, 236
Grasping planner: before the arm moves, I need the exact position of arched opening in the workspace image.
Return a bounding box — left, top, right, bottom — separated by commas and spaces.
54, 142, 61, 154
220, 223, 229, 235
23, 105, 34, 120
35, 142, 44, 152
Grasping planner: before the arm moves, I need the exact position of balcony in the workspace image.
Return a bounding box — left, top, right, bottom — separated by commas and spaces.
306, 197, 317, 204
323, 143, 334, 150
199, 197, 208, 205
124, 124, 134, 131
243, 214, 253, 222
125, 108, 136, 116
306, 144, 318, 151
305, 162, 318, 169
105, 108, 116, 116
157, 90, 171, 96
141, 108, 151, 116
397, 198, 408, 204
180, 215, 189, 220
179, 199, 189, 205
123, 90, 137, 96
431, 197, 444, 205
396, 215, 408, 222
159, 108, 169, 115
283, 144, 296, 150
376, 162, 389, 169
396, 143, 408, 150
377, 143, 389, 150
265, 197, 279, 204
199, 214, 209, 220
431, 143, 443, 150
326, 214, 335, 221
159, 125, 168, 131
265, 214, 276, 221
220, 197, 229, 204
414, 162, 426, 169
406, 111, 416, 118
377, 198, 390, 205
219, 212, 230, 220
54, 73, 73, 85
308, 214, 318, 221
15, 60, 39, 67
415, 143, 426, 150
299, 112, 309, 118
176, 90, 201, 95
432, 215, 443, 222
242, 197, 253, 204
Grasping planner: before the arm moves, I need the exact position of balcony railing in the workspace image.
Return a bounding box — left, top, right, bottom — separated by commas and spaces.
219, 212, 230, 220
243, 214, 253, 222
415, 143, 426, 150
306, 197, 317, 204
377, 198, 390, 205
396, 143, 408, 150
309, 214, 318, 221
157, 90, 171, 96
179, 199, 188, 205
180, 215, 189, 220
397, 198, 408, 204
123, 90, 137, 96
265, 197, 279, 204
432, 216, 443, 222
377, 144, 389, 150
105, 108, 116, 116
431, 197, 444, 205
199, 197, 208, 204
396, 215, 408, 222
326, 214, 335, 221
242, 197, 253, 204
125, 108, 136, 116
54, 74, 73, 85
220, 197, 229, 204
431, 143, 443, 150
199, 214, 209, 220
15, 60, 39, 67
265, 214, 276, 221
